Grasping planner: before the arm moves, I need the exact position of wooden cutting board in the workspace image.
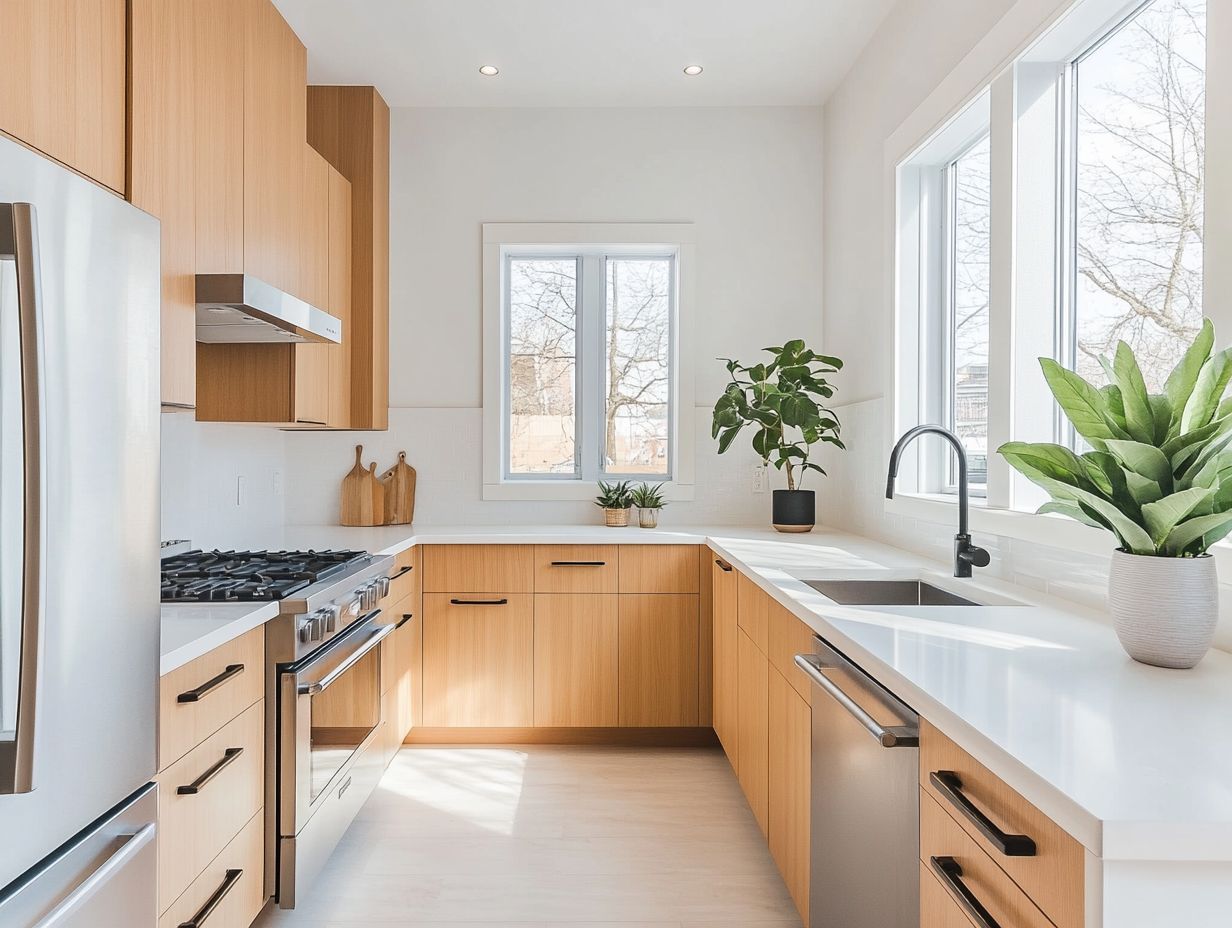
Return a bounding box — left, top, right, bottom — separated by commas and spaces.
382, 451, 416, 525
340, 444, 385, 526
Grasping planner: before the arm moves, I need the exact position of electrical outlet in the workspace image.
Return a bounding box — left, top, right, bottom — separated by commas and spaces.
751, 464, 768, 494
236, 475, 247, 507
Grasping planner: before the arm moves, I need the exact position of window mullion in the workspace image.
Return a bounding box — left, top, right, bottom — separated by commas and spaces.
580, 252, 605, 482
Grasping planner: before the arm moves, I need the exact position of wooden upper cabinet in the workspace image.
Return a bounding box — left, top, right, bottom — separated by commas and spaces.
307, 86, 390, 430
293, 146, 330, 425
327, 163, 353, 428
0, 0, 126, 193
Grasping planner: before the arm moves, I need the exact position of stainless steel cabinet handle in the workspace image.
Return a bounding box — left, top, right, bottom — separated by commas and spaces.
178, 868, 243, 928
177, 747, 244, 795
794, 653, 919, 747
929, 856, 1002, 928
714, 558, 733, 572
298, 621, 393, 695
0, 203, 45, 796
930, 770, 1037, 857
449, 598, 509, 605
32, 824, 156, 927
177, 664, 244, 703
550, 560, 606, 566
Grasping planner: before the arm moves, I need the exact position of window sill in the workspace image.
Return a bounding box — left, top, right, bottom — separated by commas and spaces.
483, 481, 695, 503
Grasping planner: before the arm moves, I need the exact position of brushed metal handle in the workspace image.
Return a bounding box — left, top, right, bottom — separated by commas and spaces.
930, 771, 1037, 857
449, 598, 508, 606
929, 856, 1001, 928
178, 868, 243, 928
177, 664, 244, 703
32, 824, 156, 928
0, 203, 45, 796
298, 620, 393, 695
178, 747, 243, 795
794, 653, 919, 747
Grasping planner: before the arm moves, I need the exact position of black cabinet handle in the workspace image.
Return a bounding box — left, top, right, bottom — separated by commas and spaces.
449, 598, 508, 606
177, 747, 244, 795
176, 664, 244, 704
930, 771, 1037, 857
929, 857, 1001, 928
550, 560, 606, 566
178, 868, 243, 928
714, 558, 733, 572
389, 565, 414, 580
396, 612, 414, 629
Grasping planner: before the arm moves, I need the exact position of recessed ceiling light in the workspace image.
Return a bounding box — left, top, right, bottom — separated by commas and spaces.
683, 65, 704, 76
479, 65, 500, 76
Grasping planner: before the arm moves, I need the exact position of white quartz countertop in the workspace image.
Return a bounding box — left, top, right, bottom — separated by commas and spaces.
161, 522, 1232, 864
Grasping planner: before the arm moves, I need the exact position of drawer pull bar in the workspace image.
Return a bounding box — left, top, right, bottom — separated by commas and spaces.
929, 856, 1001, 928
396, 612, 415, 629
449, 598, 508, 606
178, 868, 243, 928
389, 565, 414, 580
177, 747, 243, 795
714, 558, 733, 572
930, 770, 1037, 857
550, 560, 606, 566
176, 664, 244, 704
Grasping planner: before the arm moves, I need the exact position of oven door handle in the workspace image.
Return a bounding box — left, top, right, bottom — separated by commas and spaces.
297, 621, 393, 696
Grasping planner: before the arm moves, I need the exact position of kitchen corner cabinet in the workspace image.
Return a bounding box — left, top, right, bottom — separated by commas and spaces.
0, 0, 126, 193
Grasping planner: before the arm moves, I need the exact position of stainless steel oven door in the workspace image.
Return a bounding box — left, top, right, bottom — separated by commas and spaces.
278, 612, 392, 837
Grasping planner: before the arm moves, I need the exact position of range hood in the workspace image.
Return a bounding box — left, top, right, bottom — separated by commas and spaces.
195, 273, 342, 344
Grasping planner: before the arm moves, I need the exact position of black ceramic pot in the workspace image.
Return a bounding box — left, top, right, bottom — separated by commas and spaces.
772, 489, 815, 534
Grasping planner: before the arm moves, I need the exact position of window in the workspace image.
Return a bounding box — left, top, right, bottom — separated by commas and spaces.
483, 224, 695, 500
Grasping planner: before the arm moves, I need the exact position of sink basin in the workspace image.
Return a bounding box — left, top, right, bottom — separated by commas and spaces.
804, 578, 977, 607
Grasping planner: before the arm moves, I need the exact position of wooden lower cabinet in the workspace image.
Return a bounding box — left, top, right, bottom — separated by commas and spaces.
736, 627, 769, 835
534, 594, 619, 726
158, 809, 265, 928
712, 557, 739, 764
768, 666, 810, 922
422, 593, 533, 726
617, 594, 700, 726
920, 859, 981, 928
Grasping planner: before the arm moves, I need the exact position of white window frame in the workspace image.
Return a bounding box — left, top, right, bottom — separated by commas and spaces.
886, 0, 1232, 564
482, 223, 696, 502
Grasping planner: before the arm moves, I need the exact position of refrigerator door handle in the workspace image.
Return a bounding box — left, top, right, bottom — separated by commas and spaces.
30, 824, 156, 928
0, 202, 46, 796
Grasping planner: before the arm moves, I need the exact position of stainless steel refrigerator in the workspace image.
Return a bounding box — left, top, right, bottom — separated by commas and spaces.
0, 133, 161, 925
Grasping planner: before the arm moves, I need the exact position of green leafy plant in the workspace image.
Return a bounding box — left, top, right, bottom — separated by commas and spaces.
999, 320, 1232, 557
631, 482, 667, 510
594, 480, 634, 510
711, 339, 845, 490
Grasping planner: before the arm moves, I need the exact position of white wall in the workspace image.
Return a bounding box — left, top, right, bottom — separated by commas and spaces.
280, 105, 827, 526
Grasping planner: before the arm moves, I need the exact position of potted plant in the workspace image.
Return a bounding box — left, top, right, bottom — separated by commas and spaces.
595, 480, 634, 527
999, 320, 1232, 668
711, 339, 845, 532
631, 482, 667, 528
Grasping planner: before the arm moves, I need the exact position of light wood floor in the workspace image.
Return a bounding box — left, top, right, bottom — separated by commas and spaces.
255, 745, 802, 927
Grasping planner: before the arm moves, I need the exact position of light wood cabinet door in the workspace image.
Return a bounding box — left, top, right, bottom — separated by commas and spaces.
617, 594, 699, 726
326, 161, 353, 428
711, 557, 739, 765
737, 628, 769, 835
768, 666, 810, 922
533, 594, 619, 726
393, 610, 420, 740
0, 0, 126, 193
768, 600, 816, 701
618, 545, 701, 593
920, 860, 980, 928
157, 809, 265, 928
422, 545, 535, 593
736, 572, 770, 652
292, 145, 331, 425
422, 594, 533, 726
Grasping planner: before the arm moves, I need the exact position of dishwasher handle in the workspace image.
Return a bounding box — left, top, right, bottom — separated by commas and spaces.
794, 653, 919, 748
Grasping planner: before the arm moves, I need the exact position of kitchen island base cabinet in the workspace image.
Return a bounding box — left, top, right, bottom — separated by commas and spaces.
534, 594, 620, 727
422, 593, 533, 727
618, 594, 700, 727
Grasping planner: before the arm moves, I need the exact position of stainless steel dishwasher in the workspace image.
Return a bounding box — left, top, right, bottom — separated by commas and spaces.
794, 637, 920, 928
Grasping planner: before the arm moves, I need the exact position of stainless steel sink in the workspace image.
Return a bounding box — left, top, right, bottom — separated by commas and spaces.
804, 579, 977, 607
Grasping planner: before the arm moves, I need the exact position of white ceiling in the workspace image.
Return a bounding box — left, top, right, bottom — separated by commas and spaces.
272, 0, 895, 108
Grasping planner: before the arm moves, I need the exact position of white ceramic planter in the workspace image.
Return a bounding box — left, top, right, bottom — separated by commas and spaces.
1108, 550, 1218, 669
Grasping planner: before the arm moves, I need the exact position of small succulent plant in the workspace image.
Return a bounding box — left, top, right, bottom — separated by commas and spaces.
630, 483, 667, 510
594, 480, 635, 510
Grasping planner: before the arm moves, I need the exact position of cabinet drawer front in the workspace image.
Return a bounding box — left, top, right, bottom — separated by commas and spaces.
767, 600, 815, 701
920, 860, 988, 928
533, 593, 619, 726
157, 808, 264, 928
736, 572, 769, 652
159, 627, 264, 768
386, 545, 420, 605
618, 545, 700, 593
156, 700, 264, 914
422, 593, 533, 726
423, 544, 534, 593
921, 791, 1056, 928
921, 720, 1083, 928
534, 545, 618, 593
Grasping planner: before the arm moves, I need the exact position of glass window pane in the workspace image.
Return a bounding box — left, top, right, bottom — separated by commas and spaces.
1073, 0, 1205, 391
507, 257, 578, 476
949, 134, 991, 488
605, 257, 672, 476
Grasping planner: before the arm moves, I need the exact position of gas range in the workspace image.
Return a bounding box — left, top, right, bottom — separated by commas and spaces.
160, 549, 369, 602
